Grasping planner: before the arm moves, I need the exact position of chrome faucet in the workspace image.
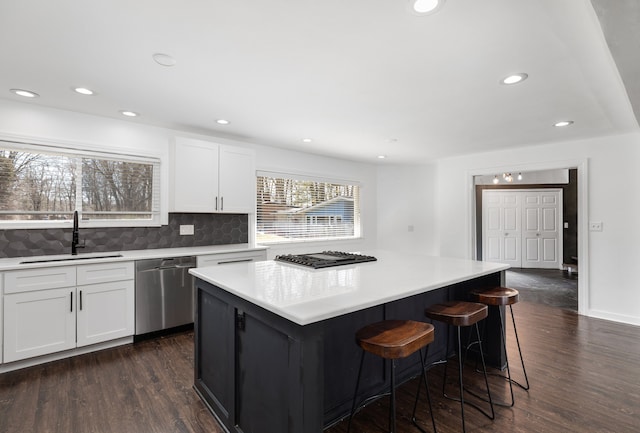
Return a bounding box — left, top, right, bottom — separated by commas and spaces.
71, 210, 85, 255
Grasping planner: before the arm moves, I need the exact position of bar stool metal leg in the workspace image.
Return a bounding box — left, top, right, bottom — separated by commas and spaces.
348, 320, 436, 433
411, 347, 437, 433
347, 351, 366, 433
509, 304, 530, 390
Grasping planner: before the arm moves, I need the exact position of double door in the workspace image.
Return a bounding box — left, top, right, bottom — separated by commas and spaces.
482, 189, 562, 269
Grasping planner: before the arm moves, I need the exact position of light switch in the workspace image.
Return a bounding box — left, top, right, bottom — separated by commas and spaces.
564, 222, 569, 229
180, 224, 195, 235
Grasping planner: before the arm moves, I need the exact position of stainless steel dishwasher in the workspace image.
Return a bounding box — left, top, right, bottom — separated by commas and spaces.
135, 256, 196, 335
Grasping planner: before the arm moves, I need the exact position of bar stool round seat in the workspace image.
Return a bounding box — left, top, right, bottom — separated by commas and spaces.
473, 286, 519, 306
471, 286, 530, 407
348, 320, 437, 433
423, 301, 494, 433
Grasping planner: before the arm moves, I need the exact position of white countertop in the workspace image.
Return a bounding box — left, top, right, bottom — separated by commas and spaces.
190, 250, 509, 325
0, 244, 268, 271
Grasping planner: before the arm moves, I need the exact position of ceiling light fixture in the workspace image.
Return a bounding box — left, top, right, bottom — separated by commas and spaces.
302, 138, 312, 143
410, 0, 445, 15
377, 155, 387, 159
74, 87, 94, 95
152, 53, 176, 67
216, 119, 230, 125
554, 120, 574, 127
501, 73, 529, 85
493, 172, 523, 184
120, 110, 139, 117
10, 88, 39, 98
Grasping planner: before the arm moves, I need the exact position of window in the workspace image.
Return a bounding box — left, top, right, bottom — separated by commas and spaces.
256, 172, 361, 244
0, 140, 160, 227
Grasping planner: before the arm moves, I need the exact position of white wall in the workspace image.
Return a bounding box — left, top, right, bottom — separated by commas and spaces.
376, 164, 438, 255
435, 132, 640, 326
0, 99, 378, 258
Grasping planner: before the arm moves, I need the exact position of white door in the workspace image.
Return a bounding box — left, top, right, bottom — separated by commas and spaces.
172, 137, 220, 212
218, 145, 256, 213
483, 191, 522, 267
3, 287, 76, 362
521, 190, 562, 269
482, 189, 562, 269
76, 280, 135, 347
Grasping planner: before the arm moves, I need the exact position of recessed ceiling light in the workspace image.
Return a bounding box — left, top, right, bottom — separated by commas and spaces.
74, 87, 94, 95
377, 155, 387, 159
302, 138, 312, 143
554, 120, 574, 127
120, 110, 139, 117
10, 88, 39, 98
152, 53, 176, 67
216, 119, 230, 125
501, 73, 529, 85
410, 0, 445, 15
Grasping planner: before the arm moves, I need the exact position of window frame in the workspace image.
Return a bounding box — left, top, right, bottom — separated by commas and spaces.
256, 170, 362, 245
0, 139, 161, 229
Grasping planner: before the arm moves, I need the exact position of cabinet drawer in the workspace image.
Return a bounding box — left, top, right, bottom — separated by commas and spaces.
4, 267, 76, 294
77, 262, 134, 285
197, 251, 266, 268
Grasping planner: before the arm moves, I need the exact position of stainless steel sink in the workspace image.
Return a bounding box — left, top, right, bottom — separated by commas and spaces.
20, 254, 123, 264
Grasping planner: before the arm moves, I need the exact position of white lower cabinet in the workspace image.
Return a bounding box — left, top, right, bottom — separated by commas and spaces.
76, 280, 134, 348
3, 262, 134, 363
4, 287, 76, 362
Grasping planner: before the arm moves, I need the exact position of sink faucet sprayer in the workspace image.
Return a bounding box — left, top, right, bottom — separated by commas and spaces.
72, 210, 85, 255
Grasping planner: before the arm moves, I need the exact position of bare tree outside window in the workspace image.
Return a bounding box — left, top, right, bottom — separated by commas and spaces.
0, 144, 157, 223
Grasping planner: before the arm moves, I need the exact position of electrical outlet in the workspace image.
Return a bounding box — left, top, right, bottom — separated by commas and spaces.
564, 222, 569, 229
589, 222, 603, 232
180, 224, 194, 235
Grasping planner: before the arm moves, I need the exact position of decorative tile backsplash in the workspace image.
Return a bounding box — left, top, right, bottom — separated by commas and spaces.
0, 213, 248, 258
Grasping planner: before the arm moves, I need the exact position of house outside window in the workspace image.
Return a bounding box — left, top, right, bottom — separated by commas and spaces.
0, 140, 160, 227
256, 172, 361, 244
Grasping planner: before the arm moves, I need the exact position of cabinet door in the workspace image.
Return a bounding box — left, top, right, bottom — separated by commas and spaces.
3, 288, 76, 363
218, 145, 255, 213
76, 280, 135, 347
172, 137, 220, 212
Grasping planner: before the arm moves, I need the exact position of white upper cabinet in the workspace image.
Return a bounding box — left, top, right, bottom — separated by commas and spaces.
171, 137, 255, 213
218, 145, 256, 213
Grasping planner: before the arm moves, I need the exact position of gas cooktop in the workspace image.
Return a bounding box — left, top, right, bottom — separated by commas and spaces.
274, 251, 377, 269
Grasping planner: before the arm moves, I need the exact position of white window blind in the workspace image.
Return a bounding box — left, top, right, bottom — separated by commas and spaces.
0, 140, 160, 227
256, 172, 361, 244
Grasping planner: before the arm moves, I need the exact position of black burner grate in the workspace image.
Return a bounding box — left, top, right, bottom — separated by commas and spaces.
274, 251, 377, 269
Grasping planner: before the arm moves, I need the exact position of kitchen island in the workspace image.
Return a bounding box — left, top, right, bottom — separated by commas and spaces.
190, 251, 509, 433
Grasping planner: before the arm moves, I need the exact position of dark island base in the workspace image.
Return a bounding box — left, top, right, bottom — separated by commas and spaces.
194, 271, 504, 433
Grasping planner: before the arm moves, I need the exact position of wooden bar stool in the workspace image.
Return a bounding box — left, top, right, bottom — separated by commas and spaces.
423, 301, 494, 433
347, 320, 437, 433
471, 287, 530, 407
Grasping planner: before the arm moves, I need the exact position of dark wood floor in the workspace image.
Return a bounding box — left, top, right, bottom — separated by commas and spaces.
1, 301, 639, 433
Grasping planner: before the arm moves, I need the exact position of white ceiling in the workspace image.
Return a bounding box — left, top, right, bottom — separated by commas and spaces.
1, 0, 638, 164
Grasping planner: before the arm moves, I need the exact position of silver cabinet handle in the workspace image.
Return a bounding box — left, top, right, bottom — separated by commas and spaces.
504, 232, 509, 236
215, 196, 218, 211
221, 197, 224, 211
217, 259, 252, 265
